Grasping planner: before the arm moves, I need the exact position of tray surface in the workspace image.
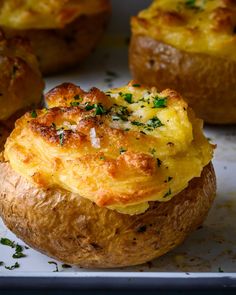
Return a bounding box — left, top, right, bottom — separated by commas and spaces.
0, 0, 236, 289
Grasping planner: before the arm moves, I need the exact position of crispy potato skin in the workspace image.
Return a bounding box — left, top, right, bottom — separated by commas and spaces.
0, 31, 44, 120
0, 162, 216, 268
129, 35, 236, 124
5, 11, 110, 75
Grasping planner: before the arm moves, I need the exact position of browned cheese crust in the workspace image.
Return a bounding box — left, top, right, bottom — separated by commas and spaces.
129, 35, 236, 124
5, 11, 111, 75
0, 161, 216, 268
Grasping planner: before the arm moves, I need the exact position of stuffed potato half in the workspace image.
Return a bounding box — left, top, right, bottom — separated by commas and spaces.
0, 81, 216, 267
129, 0, 236, 124
3, 0, 111, 75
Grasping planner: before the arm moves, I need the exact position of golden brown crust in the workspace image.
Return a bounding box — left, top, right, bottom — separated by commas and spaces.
131, 0, 236, 61
129, 35, 236, 124
0, 161, 216, 268
4, 11, 110, 75
0, 0, 111, 29
4, 81, 214, 214
0, 30, 44, 120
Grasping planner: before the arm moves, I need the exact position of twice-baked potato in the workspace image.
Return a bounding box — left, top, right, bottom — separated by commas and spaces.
1, 0, 111, 75
0, 30, 44, 150
129, 0, 236, 124
0, 81, 216, 268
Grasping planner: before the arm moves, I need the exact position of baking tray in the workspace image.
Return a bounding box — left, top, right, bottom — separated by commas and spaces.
0, 0, 236, 289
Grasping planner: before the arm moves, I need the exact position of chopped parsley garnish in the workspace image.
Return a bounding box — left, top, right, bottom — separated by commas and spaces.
131, 121, 145, 127
146, 117, 163, 129
123, 93, 133, 104
0, 238, 15, 248
165, 176, 173, 183
74, 94, 82, 101
70, 101, 80, 107
85, 103, 95, 111
12, 244, 26, 259
59, 131, 64, 146
94, 104, 106, 115
218, 267, 224, 273
132, 84, 141, 87
99, 156, 105, 160
1, 238, 27, 259
84, 103, 106, 115
119, 147, 127, 154
131, 117, 163, 130
149, 148, 156, 155
157, 158, 162, 167
62, 264, 72, 269
163, 188, 171, 198
111, 105, 130, 121
185, 0, 201, 9
153, 97, 167, 108
5, 262, 20, 270
48, 261, 59, 272
13, 252, 26, 259
31, 110, 37, 118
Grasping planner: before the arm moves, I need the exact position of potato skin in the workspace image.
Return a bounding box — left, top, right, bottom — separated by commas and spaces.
5, 11, 110, 75
129, 35, 236, 124
0, 31, 44, 121
0, 162, 216, 268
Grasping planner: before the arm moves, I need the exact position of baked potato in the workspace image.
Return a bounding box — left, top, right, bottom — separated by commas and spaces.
2, 0, 111, 75
0, 30, 44, 150
0, 81, 216, 268
129, 0, 236, 124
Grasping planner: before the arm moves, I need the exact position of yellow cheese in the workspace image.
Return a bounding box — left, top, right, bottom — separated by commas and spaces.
4, 81, 214, 215
132, 0, 236, 61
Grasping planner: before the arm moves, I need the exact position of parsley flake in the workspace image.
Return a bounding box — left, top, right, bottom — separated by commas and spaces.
0, 238, 15, 248
48, 261, 59, 272
62, 264, 72, 269
131, 121, 144, 127
31, 110, 37, 118
153, 97, 167, 108
163, 188, 172, 198
124, 93, 133, 104
146, 117, 163, 129
94, 104, 106, 115
218, 267, 224, 273
5, 262, 20, 270
70, 101, 80, 107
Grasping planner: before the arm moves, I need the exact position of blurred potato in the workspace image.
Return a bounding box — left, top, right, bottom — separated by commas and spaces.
129, 0, 236, 124
2, 0, 111, 75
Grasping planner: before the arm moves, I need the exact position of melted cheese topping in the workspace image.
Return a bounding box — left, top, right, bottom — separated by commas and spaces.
0, 0, 111, 29
132, 0, 236, 61
4, 81, 214, 215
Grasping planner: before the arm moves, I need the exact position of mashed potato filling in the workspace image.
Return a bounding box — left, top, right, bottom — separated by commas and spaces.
0, 0, 110, 29
132, 0, 236, 61
4, 81, 214, 215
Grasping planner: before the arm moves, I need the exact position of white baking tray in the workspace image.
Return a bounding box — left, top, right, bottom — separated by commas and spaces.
0, 0, 236, 289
